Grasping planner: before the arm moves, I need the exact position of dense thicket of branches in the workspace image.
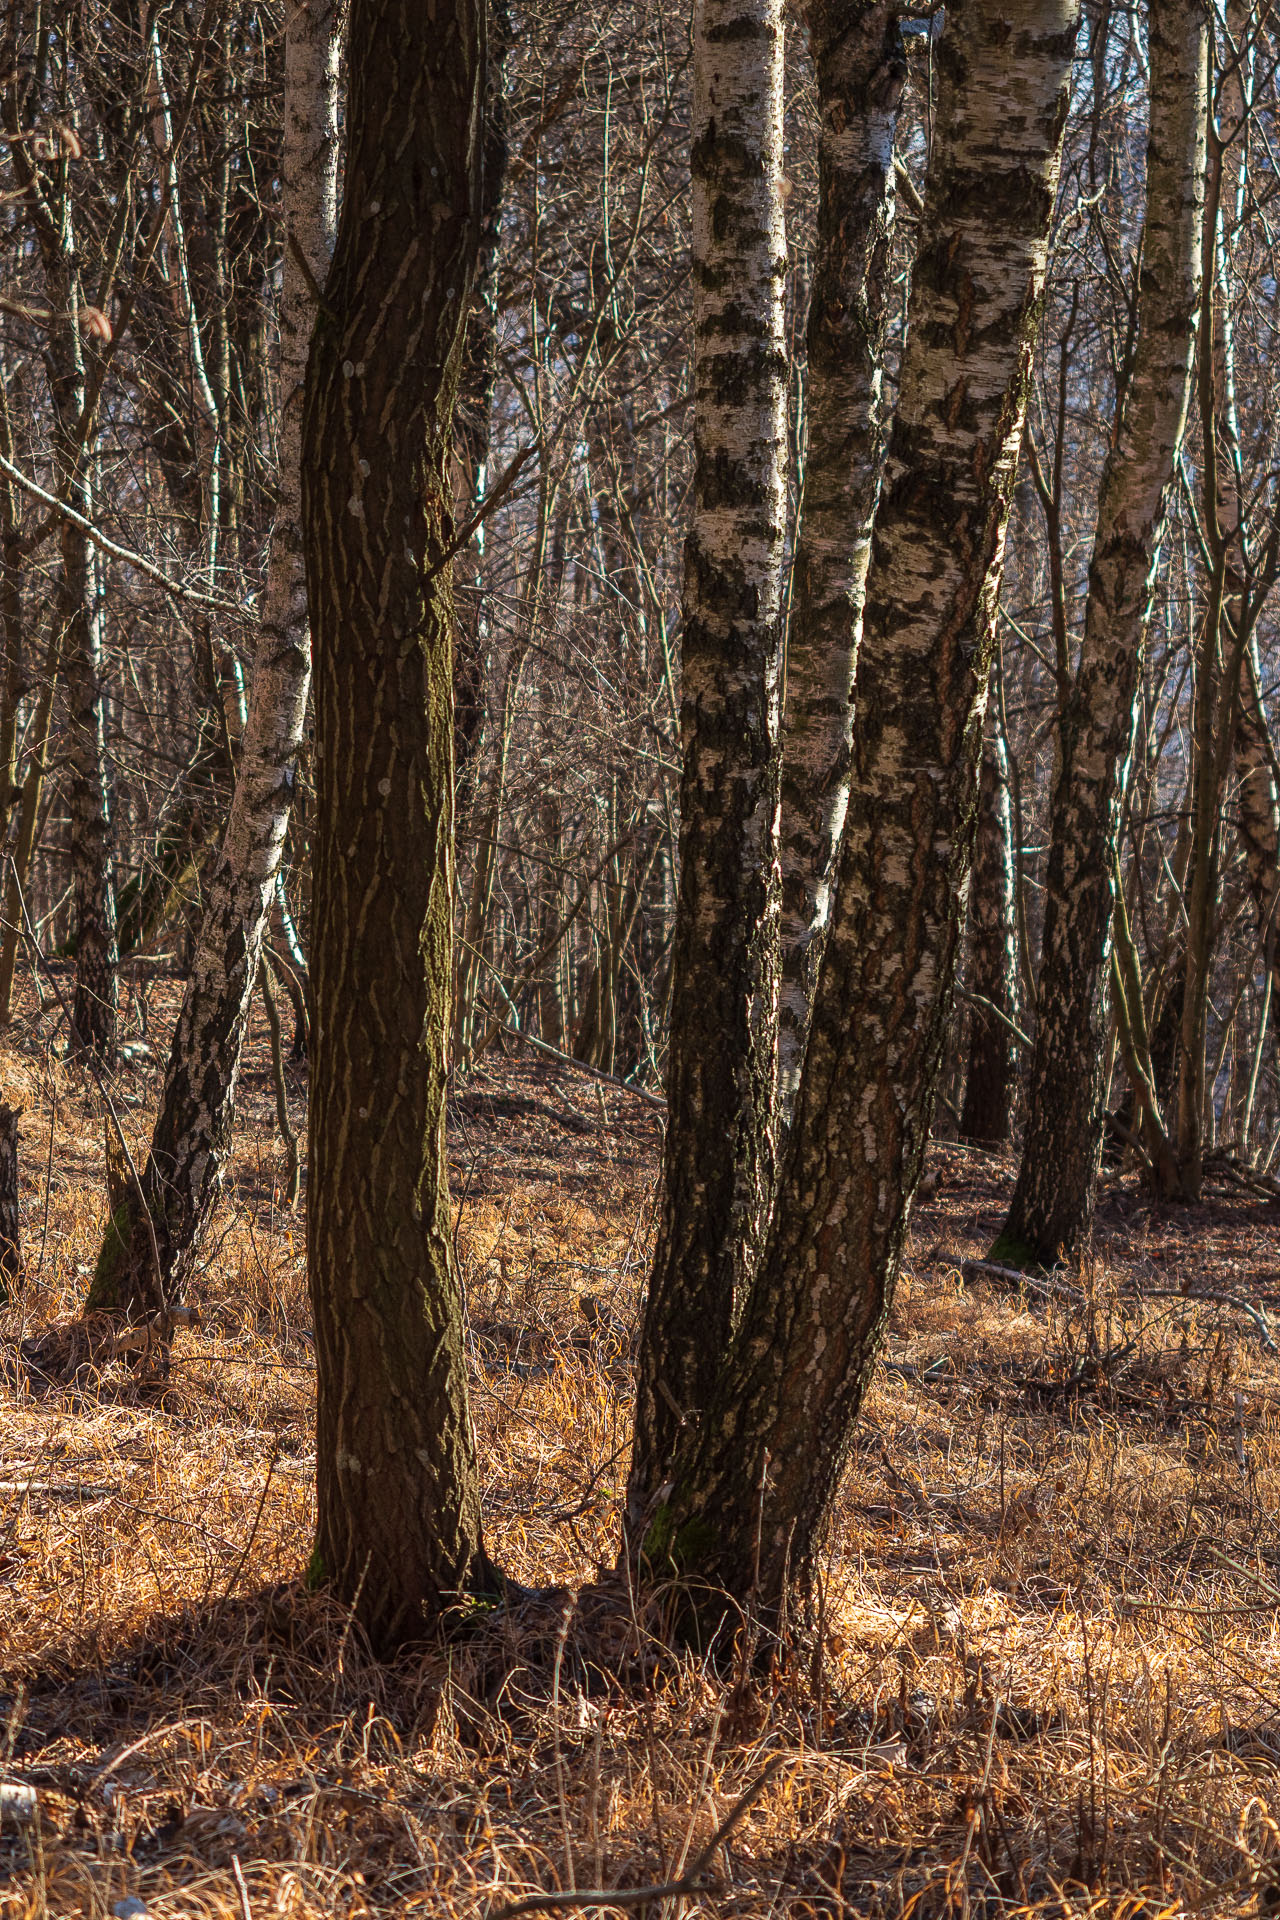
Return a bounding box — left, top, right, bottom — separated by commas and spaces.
6, 0, 1280, 1634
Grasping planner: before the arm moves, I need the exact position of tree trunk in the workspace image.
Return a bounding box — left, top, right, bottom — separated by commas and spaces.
1234, 640, 1280, 1001
636, 0, 1079, 1623
87, 0, 342, 1315
627, 0, 788, 1521
0, 1104, 21, 1302
775, 0, 904, 1121
61, 482, 119, 1065
302, 0, 495, 1647
959, 721, 1019, 1145
453, 0, 510, 788
999, 0, 1208, 1267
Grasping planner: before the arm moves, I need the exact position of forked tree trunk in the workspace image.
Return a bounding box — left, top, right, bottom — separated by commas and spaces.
637, 0, 1080, 1623
303, 0, 495, 1647
88, 0, 342, 1315
628, 0, 789, 1520
959, 724, 1019, 1145
999, 0, 1208, 1267
776, 0, 904, 1120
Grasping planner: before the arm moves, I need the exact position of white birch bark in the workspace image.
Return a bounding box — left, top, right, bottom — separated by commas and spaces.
775, 0, 906, 1119
89, 0, 343, 1313
1000, 0, 1208, 1265
639, 0, 1081, 1609
628, 0, 788, 1514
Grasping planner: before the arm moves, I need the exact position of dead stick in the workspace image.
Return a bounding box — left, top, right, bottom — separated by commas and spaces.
7, 860, 166, 1318
490, 1756, 785, 1920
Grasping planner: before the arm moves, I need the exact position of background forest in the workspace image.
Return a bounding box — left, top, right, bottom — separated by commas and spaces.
3, 0, 1280, 1915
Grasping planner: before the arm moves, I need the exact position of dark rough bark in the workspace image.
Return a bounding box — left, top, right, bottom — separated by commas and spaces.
775, 0, 905, 1120
959, 725, 1018, 1144
999, 0, 1208, 1266
627, 0, 788, 1526
302, 0, 495, 1648
0, 1104, 21, 1301
637, 0, 1079, 1626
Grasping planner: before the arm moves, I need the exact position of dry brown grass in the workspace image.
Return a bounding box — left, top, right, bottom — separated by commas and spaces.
2, 985, 1280, 1918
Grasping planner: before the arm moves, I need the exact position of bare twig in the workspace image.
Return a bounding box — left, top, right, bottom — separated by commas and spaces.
491, 1021, 666, 1112
0, 451, 250, 615
7, 861, 166, 1318
490, 1755, 785, 1919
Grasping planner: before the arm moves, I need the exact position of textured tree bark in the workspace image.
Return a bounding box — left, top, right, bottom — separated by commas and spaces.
87, 0, 342, 1316
627, 0, 789, 1523
639, 0, 1079, 1623
303, 0, 495, 1647
0, 1103, 21, 1302
775, 0, 904, 1122
999, 0, 1208, 1267
959, 723, 1019, 1145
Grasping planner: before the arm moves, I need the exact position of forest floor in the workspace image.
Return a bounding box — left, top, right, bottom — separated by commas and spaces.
2, 976, 1280, 1918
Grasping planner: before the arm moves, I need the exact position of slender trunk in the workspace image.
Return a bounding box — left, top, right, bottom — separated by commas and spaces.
638, 0, 1079, 1619
999, 0, 1208, 1266
453, 0, 510, 788
62, 501, 118, 1063
0, 666, 56, 1028
1234, 640, 1280, 1004
776, 0, 904, 1119
959, 722, 1018, 1145
88, 0, 342, 1315
1176, 79, 1254, 1196
303, 0, 494, 1647
0, 1104, 21, 1302
628, 0, 788, 1518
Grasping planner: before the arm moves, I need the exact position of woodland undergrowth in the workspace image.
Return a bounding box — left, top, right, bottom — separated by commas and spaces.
1, 982, 1279, 1919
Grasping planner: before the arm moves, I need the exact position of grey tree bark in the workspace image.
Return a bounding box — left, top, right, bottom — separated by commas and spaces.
999, 0, 1208, 1267
637, 0, 1079, 1622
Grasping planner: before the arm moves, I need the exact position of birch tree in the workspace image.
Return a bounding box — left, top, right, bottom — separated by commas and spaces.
627, 0, 788, 1518
635, 0, 1080, 1621
88, 0, 342, 1315
998, 0, 1208, 1267
3, 36, 120, 1064
775, 0, 906, 1119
